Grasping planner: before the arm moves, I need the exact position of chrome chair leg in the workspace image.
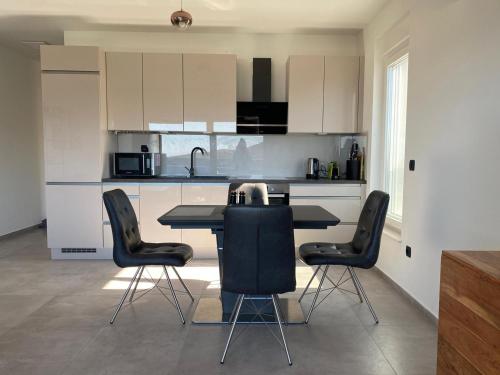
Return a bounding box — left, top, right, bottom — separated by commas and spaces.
163, 265, 186, 324
274, 295, 287, 325
110, 266, 141, 324
350, 268, 379, 324
272, 295, 292, 365
128, 266, 145, 302
305, 265, 329, 324
347, 267, 363, 303
227, 294, 243, 324
298, 266, 321, 302
221, 293, 245, 364
171, 266, 195, 302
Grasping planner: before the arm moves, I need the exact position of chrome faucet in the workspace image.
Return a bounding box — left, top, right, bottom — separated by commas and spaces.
185, 147, 207, 177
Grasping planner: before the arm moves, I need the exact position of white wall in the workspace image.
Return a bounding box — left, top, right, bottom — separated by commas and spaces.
363, 0, 500, 317
64, 30, 362, 102
0, 44, 44, 236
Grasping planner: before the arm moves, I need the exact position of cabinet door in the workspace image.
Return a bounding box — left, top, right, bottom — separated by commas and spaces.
294, 225, 356, 248
183, 54, 236, 133
290, 197, 361, 223
41, 73, 102, 182
143, 53, 184, 131
46, 184, 103, 249
287, 56, 324, 133
41, 45, 102, 72
323, 56, 359, 133
181, 183, 229, 258
139, 184, 182, 243
106, 52, 143, 131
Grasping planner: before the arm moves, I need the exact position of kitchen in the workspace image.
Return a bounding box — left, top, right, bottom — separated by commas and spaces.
42, 43, 368, 260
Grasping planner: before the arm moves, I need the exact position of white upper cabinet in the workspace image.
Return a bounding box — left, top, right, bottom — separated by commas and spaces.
287, 55, 361, 134
40, 45, 103, 72
41, 73, 103, 182
323, 56, 360, 133
287, 55, 325, 133
106, 52, 144, 131
183, 54, 237, 133
143, 53, 184, 132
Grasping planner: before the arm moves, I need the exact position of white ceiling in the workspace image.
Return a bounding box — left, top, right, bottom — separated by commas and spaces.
0, 0, 388, 56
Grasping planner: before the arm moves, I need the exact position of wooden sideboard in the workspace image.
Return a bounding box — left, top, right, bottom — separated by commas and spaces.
437, 251, 500, 374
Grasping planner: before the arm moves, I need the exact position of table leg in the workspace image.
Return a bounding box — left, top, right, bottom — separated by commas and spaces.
191, 228, 304, 324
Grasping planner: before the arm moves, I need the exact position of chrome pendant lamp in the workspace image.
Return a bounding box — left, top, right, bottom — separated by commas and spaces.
171, 0, 193, 29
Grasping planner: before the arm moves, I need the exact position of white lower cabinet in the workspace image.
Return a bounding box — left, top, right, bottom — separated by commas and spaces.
102, 184, 141, 222
46, 184, 103, 249
181, 183, 229, 258
139, 184, 182, 243
294, 225, 357, 247
290, 184, 364, 247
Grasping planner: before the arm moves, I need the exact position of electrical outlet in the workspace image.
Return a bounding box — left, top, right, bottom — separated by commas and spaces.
406, 246, 412, 258
409, 160, 415, 171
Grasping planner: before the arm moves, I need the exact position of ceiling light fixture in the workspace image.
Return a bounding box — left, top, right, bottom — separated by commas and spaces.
171, 0, 193, 29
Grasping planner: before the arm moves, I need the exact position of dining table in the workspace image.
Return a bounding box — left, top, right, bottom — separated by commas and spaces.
158, 204, 340, 324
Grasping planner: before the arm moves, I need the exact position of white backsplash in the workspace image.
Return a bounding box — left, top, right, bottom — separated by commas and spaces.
116, 133, 366, 178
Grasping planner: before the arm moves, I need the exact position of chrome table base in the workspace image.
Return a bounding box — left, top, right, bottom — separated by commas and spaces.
192, 296, 306, 325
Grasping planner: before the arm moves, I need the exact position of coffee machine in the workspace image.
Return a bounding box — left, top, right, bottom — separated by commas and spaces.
306, 158, 320, 179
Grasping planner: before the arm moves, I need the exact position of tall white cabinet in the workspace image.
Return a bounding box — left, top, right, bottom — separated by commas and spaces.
41, 45, 111, 258
41, 46, 108, 183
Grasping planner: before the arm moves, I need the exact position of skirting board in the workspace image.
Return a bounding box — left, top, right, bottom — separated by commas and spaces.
0, 224, 40, 240
373, 266, 438, 325
51, 248, 113, 260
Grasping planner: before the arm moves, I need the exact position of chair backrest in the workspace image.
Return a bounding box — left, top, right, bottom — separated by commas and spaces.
351, 190, 390, 268
227, 183, 269, 205
222, 205, 296, 295
103, 189, 142, 267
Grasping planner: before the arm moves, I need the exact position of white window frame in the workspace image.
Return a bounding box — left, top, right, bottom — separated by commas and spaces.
381, 43, 409, 232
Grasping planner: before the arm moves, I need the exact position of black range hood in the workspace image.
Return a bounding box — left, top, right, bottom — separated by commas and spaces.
237, 58, 288, 135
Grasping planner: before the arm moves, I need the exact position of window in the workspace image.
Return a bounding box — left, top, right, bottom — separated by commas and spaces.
383, 52, 409, 224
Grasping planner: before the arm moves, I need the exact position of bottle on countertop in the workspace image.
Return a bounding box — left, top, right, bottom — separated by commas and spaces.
360, 147, 366, 180
229, 191, 237, 205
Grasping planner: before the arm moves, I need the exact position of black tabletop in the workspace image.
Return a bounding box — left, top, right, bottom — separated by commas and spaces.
158, 205, 340, 230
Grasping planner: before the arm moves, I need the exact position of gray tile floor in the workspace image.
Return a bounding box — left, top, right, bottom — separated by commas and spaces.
0, 229, 437, 375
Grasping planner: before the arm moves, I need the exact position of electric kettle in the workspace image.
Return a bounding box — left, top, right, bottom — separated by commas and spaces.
306, 158, 320, 179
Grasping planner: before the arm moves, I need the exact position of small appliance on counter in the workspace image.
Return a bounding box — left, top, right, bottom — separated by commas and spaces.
346, 141, 361, 180
306, 158, 320, 179
327, 161, 340, 180
113, 152, 161, 177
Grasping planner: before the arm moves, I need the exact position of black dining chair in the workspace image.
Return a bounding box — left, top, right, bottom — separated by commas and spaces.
227, 182, 269, 205
221, 205, 296, 365
298, 190, 389, 324
103, 189, 194, 325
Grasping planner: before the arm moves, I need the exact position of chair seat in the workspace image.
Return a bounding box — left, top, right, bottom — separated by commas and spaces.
299, 242, 368, 268
128, 242, 193, 267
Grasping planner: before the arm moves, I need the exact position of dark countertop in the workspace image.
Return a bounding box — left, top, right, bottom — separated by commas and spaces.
102, 176, 366, 184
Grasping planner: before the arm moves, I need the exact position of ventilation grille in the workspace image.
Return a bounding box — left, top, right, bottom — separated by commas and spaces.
61, 248, 97, 253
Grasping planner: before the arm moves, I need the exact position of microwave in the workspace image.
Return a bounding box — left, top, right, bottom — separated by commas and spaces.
113, 153, 161, 177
